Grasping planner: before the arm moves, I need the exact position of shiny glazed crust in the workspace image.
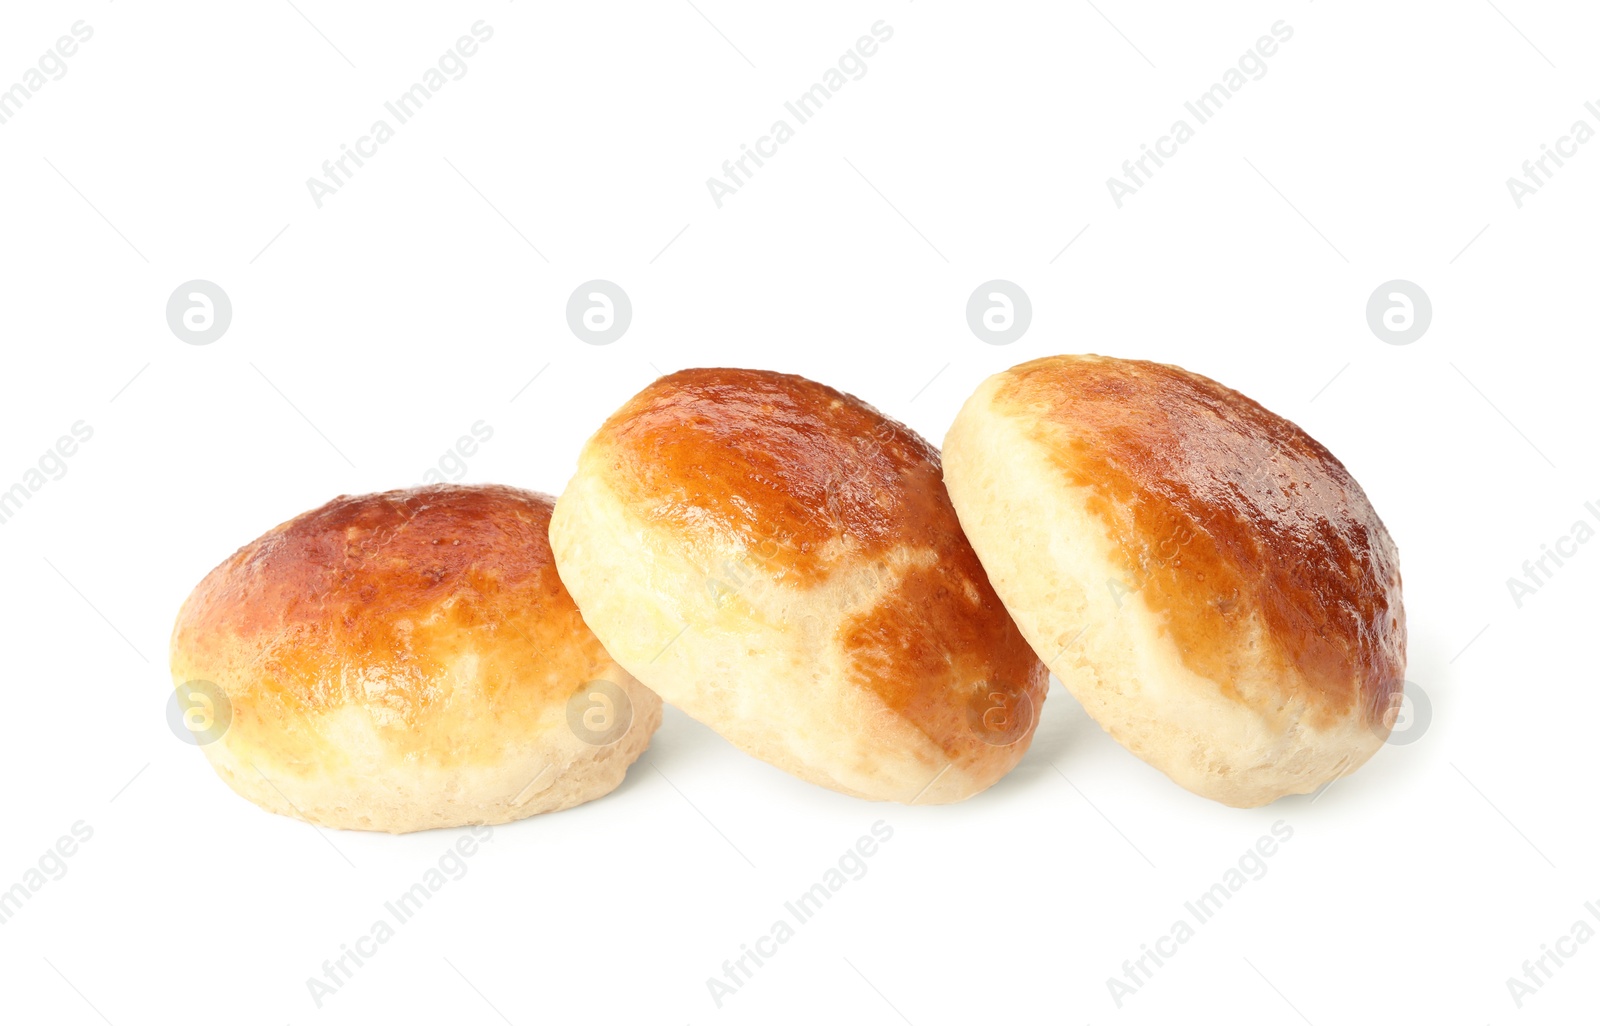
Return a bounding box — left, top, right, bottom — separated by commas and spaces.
169, 484, 661, 833
943, 355, 1405, 807
550, 368, 1048, 803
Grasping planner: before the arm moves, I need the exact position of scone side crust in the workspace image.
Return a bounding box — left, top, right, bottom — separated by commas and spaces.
992, 355, 1405, 729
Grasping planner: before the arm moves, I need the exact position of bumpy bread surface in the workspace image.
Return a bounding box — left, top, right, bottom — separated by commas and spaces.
550, 368, 1048, 803
943, 355, 1406, 807
169, 484, 661, 833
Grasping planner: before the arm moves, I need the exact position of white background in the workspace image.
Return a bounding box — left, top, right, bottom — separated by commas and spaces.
1, 1, 1595, 1023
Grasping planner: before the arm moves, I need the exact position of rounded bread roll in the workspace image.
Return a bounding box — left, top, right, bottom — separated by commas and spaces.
942, 355, 1405, 807
550, 368, 1048, 803
169, 484, 661, 833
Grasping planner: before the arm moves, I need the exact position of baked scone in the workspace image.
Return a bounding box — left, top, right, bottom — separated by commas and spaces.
550, 368, 1048, 803
942, 355, 1405, 807
169, 484, 661, 833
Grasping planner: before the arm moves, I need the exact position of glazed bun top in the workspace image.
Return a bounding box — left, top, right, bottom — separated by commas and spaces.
579, 367, 1045, 764
170, 484, 603, 761
990, 354, 1405, 731
594, 367, 951, 584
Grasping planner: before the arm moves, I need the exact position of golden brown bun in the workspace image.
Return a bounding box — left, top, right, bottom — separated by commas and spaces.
169, 484, 661, 833
550, 368, 1047, 803
943, 355, 1405, 807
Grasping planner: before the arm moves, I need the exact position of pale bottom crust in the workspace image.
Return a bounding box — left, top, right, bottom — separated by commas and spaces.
943, 390, 1385, 808
198, 684, 663, 833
